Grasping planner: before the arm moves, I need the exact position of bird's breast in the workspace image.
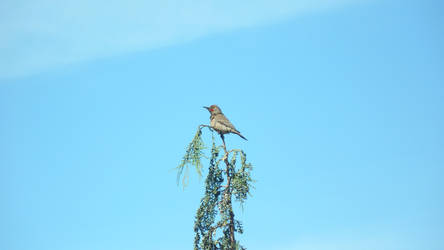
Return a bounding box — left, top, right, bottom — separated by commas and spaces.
210, 117, 217, 128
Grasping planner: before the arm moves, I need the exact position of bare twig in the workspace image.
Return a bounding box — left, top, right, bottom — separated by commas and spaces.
199, 124, 213, 131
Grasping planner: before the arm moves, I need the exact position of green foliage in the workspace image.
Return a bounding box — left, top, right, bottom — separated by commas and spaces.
230, 150, 254, 206
194, 139, 223, 250
177, 126, 253, 250
176, 127, 206, 187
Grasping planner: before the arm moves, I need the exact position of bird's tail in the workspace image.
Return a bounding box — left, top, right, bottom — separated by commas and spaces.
234, 131, 248, 141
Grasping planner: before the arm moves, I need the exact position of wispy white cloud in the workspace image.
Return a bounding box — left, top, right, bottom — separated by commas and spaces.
1, 0, 361, 78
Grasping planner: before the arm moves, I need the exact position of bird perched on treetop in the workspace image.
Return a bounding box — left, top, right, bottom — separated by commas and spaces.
204, 105, 247, 141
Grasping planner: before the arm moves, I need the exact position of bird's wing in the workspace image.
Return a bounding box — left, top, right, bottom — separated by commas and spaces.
217, 116, 239, 132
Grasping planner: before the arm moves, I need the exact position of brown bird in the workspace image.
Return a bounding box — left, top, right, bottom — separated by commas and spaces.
203, 105, 247, 140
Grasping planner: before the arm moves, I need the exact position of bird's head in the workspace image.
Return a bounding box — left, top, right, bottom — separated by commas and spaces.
203, 105, 222, 114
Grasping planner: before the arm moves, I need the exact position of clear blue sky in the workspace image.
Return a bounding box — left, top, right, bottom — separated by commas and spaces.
1, 0, 443, 249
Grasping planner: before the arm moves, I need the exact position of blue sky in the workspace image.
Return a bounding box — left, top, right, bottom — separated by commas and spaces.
1, 0, 443, 250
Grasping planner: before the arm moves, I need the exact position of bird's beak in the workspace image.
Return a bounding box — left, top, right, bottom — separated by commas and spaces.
203, 106, 210, 110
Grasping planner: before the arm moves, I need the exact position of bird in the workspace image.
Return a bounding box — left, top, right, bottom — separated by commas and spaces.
203, 105, 247, 141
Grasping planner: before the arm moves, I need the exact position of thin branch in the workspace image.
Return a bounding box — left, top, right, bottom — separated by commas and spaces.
199, 124, 213, 131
